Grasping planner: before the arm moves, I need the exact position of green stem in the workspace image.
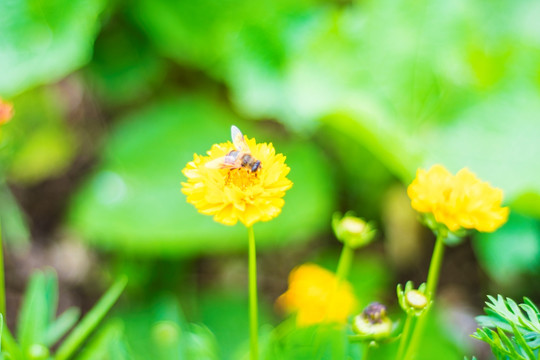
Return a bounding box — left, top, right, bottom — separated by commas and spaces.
402, 233, 446, 360
248, 226, 258, 360
335, 244, 354, 283
425, 232, 446, 299
395, 313, 414, 360
0, 222, 5, 317
362, 343, 370, 360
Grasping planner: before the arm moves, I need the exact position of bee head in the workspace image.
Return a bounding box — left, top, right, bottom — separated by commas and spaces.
251, 160, 262, 172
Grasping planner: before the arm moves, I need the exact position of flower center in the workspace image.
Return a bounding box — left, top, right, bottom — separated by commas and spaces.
225, 168, 260, 190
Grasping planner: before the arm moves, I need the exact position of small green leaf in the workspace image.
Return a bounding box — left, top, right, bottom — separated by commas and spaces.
523, 298, 540, 315
511, 323, 536, 360
43, 308, 81, 347
17, 270, 58, 352
495, 327, 519, 358
2, 327, 23, 360
520, 305, 540, 332
0, 184, 30, 247
186, 324, 219, 360
54, 276, 127, 360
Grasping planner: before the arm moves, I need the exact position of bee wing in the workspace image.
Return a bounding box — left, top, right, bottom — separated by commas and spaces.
205, 155, 235, 169
231, 125, 250, 153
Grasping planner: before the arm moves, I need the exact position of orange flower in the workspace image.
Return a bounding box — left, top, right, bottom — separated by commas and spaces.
182, 128, 292, 226
277, 263, 358, 327
407, 165, 509, 232
0, 98, 14, 125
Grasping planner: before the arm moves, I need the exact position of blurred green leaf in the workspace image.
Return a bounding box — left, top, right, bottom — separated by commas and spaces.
68, 94, 336, 256
43, 308, 80, 347
0, 0, 106, 96
199, 291, 275, 360
118, 295, 219, 360
55, 276, 127, 360
474, 213, 540, 285
129, 0, 318, 79
0, 183, 30, 248
75, 320, 131, 360
3, 87, 76, 185
87, 14, 166, 105
17, 269, 57, 353
2, 327, 23, 360
186, 324, 219, 360
263, 323, 348, 360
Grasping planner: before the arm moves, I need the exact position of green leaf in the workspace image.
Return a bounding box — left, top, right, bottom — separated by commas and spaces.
186, 324, 219, 360
129, 0, 317, 79
67, 94, 336, 256
2, 327, 23, 360
0, 0, 106, 96
473, 295, 540, 360
86, 14, 166, 105
54, 276, 127, 360
520, 305, 540, 332
474, 213, 540, 284
43, 308, 81, 347
511, 323, 536, 360
17, 270, 58, 352
523, 298, 540, 315
4, 88, 77, 185
0, 183, 30, 248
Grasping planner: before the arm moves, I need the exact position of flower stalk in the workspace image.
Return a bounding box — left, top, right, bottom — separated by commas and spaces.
0, 223, 5, 317
400, 233, 446, 360
425, 232, 446, 299
248, 226, 258, 360
362, 343, 370, 360
335, 243, 354, 283
395, 313, 414, 360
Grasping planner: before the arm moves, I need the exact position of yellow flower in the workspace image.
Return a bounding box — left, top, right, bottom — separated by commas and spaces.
277, 263, 358, 327
181, 134, 292, 226
407, 165, 509, 232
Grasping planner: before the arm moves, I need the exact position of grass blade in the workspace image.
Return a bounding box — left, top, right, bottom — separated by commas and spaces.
43, 308, 81, 347
3, 326, 24, 360
54, 276, 127, 360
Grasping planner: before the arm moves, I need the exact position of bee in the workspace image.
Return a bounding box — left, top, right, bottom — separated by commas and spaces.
205, 125, 262, 173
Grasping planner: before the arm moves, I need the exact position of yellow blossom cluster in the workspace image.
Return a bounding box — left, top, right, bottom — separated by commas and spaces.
407, 165, 509, 232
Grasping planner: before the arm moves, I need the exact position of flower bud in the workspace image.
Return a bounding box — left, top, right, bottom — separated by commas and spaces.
352, 302, 393, 341
332, 213, 376, 249
405, 289, 428, 310
397, 281, 430, 316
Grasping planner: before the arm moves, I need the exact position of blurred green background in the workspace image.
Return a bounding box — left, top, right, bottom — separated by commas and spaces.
1, 0, 540, 358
